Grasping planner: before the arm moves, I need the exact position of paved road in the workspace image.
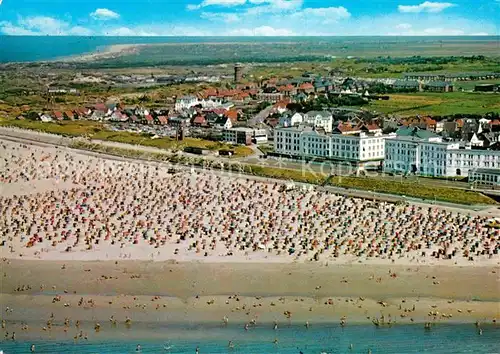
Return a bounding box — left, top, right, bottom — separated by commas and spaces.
248, 105, 273, 127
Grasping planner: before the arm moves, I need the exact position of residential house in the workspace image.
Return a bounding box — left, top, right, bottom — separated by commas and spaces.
224, 110, 240, 124
298, 83, 315, 94
75, 107, 91, 119
490, 120, 500, 132
109, 111, 128, 122
214, 116, 233, 130
53, 111, 64, 121
40, 114, 53, 123
144, 114, 154, 125
279, 112, 303, 127
192, 115, 207, 127
64, 111, 75, 120
156, 116, 168, 125
271, 101, 289, 115
278, 84, 297, 97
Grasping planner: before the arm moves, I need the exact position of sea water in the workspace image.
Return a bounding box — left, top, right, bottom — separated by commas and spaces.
0, 35, 497, 63
0, 324, 498, 354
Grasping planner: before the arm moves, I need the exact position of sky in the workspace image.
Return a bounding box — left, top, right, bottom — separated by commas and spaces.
0, 0, 498, 36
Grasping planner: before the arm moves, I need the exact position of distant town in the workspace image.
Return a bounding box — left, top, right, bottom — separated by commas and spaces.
8, 64, 500, 188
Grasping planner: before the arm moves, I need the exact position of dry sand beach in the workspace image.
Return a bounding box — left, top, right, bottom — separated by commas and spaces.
0, 138, 499, 342
59, 44, 141, 63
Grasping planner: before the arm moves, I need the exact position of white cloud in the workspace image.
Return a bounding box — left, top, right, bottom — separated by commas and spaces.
246, 0, 303, 14
228, 25, 295, 36
187, 0, 246, 10
104, 25, 213, 36
68, 26, 93, 36
90, 8, 120, 20
398, 1, 455, 13
421, 27, 464, 34
201, 12, 240, 23
0, 16, 93, 36
396, 23, 413, 29
105, 27, 158, 36
289, 6, 351, 24
0, 21, 37, 35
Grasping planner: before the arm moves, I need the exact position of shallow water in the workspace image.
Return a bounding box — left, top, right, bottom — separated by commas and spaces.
1, 323, 499, 354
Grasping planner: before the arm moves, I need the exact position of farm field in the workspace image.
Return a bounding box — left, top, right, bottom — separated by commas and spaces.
368, 92, 500, 116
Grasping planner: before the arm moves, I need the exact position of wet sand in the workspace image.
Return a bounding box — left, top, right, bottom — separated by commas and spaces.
1, 260, 499, 337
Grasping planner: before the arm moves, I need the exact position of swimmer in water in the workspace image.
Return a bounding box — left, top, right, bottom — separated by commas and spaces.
30, 344, 36, 352
136, 344, 141, 352
196, 346, 200, 354
228, 341, 234, 348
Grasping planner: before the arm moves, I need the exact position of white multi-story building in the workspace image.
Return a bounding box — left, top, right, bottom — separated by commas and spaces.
303, 111, 333, 133
224, 128, 268, 145
175, 96, 223, 112
175, 96, 198, 111
468, 168, 500, 188
274, 126, 386, 165
384, 128, 500, 177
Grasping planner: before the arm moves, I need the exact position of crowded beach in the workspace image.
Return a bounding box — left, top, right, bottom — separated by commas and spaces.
0, 139, 498, 265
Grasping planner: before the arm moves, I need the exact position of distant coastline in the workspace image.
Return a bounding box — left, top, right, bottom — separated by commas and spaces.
0, 35, 499, 63
58, 44, 141, 63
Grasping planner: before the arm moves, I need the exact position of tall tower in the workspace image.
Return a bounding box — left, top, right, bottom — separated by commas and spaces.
234, 63, 243, 83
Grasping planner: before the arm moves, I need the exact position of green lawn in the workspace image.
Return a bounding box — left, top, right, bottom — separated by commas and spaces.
327, 176, 495, 205
0, 119, 254, 157
369, 92, 500, 116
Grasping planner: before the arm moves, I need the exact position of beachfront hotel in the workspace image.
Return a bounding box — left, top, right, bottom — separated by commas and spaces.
273, 124, 387, 167
384, 127, 500, 177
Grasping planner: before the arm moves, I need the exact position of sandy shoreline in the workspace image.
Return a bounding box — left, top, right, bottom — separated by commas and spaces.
1, 261, 499, 318
1, 260, 499, 339
58, 44, 141, 63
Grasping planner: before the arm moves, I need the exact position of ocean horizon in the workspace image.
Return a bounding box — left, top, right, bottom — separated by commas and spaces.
0, 323, 498, 354
0, 35, 498, 63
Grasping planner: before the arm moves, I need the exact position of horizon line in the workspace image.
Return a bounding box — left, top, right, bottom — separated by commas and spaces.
0, 34, 499, 38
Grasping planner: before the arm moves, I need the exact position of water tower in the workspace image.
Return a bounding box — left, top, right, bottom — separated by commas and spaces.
234, 63, 243, 83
